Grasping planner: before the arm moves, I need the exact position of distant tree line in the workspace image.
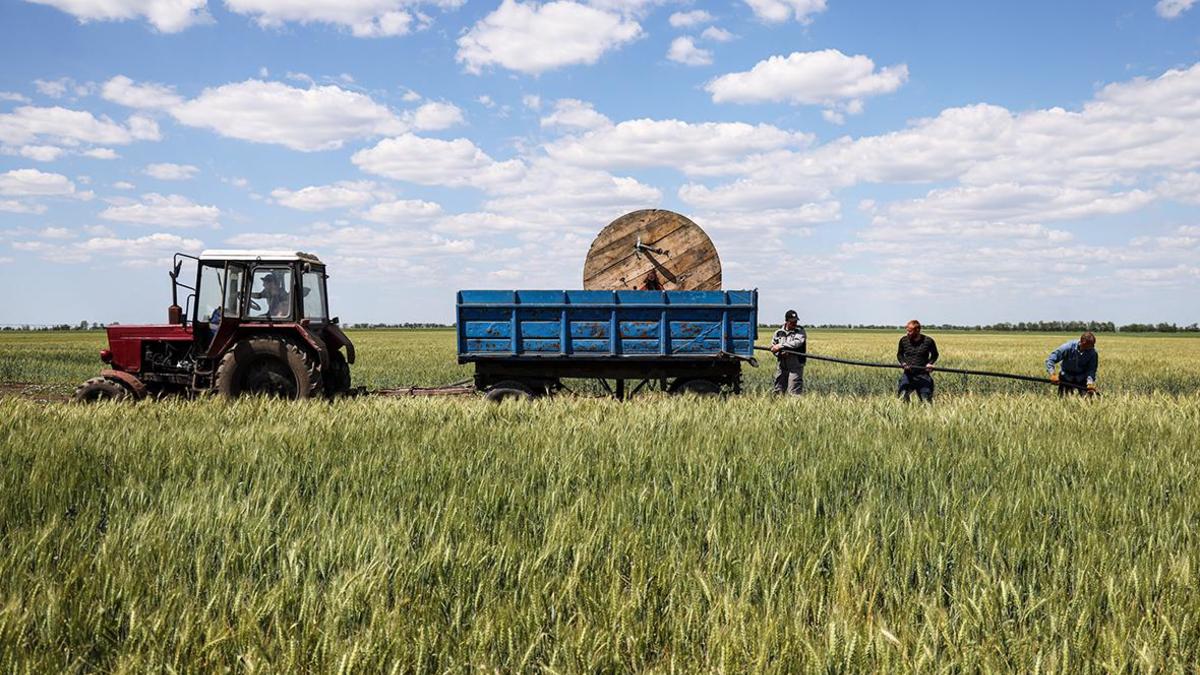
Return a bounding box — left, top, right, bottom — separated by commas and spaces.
343, 322, 455, 329
2, 320, 1197, 333
0, 321, 108, 331
789, 321, 1199, 333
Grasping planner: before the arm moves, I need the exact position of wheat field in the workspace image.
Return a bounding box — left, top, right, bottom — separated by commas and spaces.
1, 329, 1199, 671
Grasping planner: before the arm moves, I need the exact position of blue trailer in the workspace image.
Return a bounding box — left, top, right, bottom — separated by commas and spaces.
456, 289, 758, 399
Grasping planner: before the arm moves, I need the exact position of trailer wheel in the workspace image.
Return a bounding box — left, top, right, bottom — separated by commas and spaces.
669, 378, 721, 396
73, 377, 131, 403
215, 338, 321, 400
485, 380, 535, 403
324, 350, 352, 397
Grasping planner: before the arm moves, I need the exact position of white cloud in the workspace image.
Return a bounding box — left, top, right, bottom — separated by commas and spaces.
0, 92, 31, 103
706, 50, 908, 114
360, 198, 443, 222
22, 0, 210, 32
405, 101, 465, 131
352, 133, 525, 187
585, 0, 664, 15
223, 0, 421, 37
700, 26, 734, 42
1156, 172, 1200, 204
15, 232, 205, 266
875, 184, 1155, 228
693, 203, 840, 232
0, 106, 161, 147
743, 0, 825, 24
457, 0, 642, 75
540, 98, 611, 130
144, 163, 199, 180
224, 224, 474, 280
40, 226, 73, 239
1156, 0, 1196, 19
477, 95, 496, 108
18, 145, 65, 161
544, 119, 810, 175
478, 160, 661, 229
667, 37, 712, 66
32, 79, 65, 97
0, 168, 77, 196
270, 181, 387, 211
113, 181, 136, 190
100, 193, 221, 227
82, 148, 119, 159
170, 80, 404, 151
522, 94, 542, 110
0, 200, 47, 214
101, 75, 183, 109
668, 9, 712, 27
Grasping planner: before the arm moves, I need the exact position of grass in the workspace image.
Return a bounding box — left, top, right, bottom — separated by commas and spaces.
4, 327, 1199, 395
1, 329, 1199, 671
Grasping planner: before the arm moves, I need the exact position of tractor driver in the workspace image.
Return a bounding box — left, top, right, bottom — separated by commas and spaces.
251, 272, 290, 318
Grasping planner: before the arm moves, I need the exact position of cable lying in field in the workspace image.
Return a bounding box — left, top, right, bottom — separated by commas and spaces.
754, 346, 1089, 390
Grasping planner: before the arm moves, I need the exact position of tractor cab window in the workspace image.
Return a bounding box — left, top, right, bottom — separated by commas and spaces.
301, 269, 327, 321
197, 264, 224, 326
248, 267, 292, 320
223, 265, 246, 318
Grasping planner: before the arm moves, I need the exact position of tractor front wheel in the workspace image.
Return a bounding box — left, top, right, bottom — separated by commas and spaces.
74, 377, 131, 403
215, 338, 321, 400
324, 350, 352, 398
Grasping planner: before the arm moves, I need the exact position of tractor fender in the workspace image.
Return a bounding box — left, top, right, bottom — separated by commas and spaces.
322, 324, 355, 364
217, 326, 329, 370
100, 369, 148, 400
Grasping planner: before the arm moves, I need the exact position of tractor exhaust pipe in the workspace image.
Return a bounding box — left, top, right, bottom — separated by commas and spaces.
168, 259, 183, 324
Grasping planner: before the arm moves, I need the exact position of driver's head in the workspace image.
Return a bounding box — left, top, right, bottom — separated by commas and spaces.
1079, 332, 1096, 351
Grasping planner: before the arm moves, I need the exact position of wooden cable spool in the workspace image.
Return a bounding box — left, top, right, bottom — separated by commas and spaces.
582, 209, 722, 291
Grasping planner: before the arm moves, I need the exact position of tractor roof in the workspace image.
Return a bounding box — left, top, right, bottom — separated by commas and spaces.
199, 250, 322, 263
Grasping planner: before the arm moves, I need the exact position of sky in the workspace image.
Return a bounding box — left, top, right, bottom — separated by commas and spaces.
0, 0, 1198, 326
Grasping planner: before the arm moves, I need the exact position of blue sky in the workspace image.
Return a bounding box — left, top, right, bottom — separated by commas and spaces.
1, 0, 1198, 325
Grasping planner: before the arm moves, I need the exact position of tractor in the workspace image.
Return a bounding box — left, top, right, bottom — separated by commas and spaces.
75, 250, 354, 402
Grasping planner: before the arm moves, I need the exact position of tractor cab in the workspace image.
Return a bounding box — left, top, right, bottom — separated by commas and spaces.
187, 250, 332, 353
75, 249, 354, 402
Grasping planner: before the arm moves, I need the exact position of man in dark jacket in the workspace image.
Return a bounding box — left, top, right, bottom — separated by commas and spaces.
1046, 332, 1098, 396
770, 309, 807, 395
897, 319, 939, 403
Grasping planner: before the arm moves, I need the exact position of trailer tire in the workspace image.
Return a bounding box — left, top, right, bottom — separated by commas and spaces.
324, 350, 352, 397
74, 377, 131, 403
669, 378, 721, 396
215, 338, 322, 400
485, 380, 535, 403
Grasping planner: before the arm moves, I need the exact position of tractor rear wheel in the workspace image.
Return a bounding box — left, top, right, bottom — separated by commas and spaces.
215, 338, 321, 400
74, 377, 131, 403
324, 350, 352, 397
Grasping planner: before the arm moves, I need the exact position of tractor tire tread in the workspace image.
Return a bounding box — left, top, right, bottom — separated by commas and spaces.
214, 337, 322, 400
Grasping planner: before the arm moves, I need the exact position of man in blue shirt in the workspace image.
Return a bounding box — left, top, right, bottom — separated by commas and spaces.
1046, 332, 1098, 396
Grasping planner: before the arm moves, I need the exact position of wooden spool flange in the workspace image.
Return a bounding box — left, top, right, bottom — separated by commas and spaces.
582, 209, 722, 291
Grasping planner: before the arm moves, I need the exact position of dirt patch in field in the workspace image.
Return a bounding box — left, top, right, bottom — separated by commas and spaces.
0, 382, 75, 403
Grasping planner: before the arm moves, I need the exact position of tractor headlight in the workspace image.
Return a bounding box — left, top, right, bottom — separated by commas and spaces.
100, 349, 113, 363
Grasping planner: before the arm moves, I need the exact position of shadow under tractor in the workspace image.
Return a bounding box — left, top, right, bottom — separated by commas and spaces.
75, 250, 354, 402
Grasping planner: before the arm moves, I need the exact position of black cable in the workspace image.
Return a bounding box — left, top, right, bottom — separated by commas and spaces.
754, 346, 1089, 390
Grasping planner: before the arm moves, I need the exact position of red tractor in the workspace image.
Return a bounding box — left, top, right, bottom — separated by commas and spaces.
75, 250, 355, 401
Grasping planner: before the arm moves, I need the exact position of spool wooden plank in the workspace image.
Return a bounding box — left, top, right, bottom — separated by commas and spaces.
583, 210, 722, 291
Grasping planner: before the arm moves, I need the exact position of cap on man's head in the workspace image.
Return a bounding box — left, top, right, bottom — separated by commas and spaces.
785, 309, 798, 321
